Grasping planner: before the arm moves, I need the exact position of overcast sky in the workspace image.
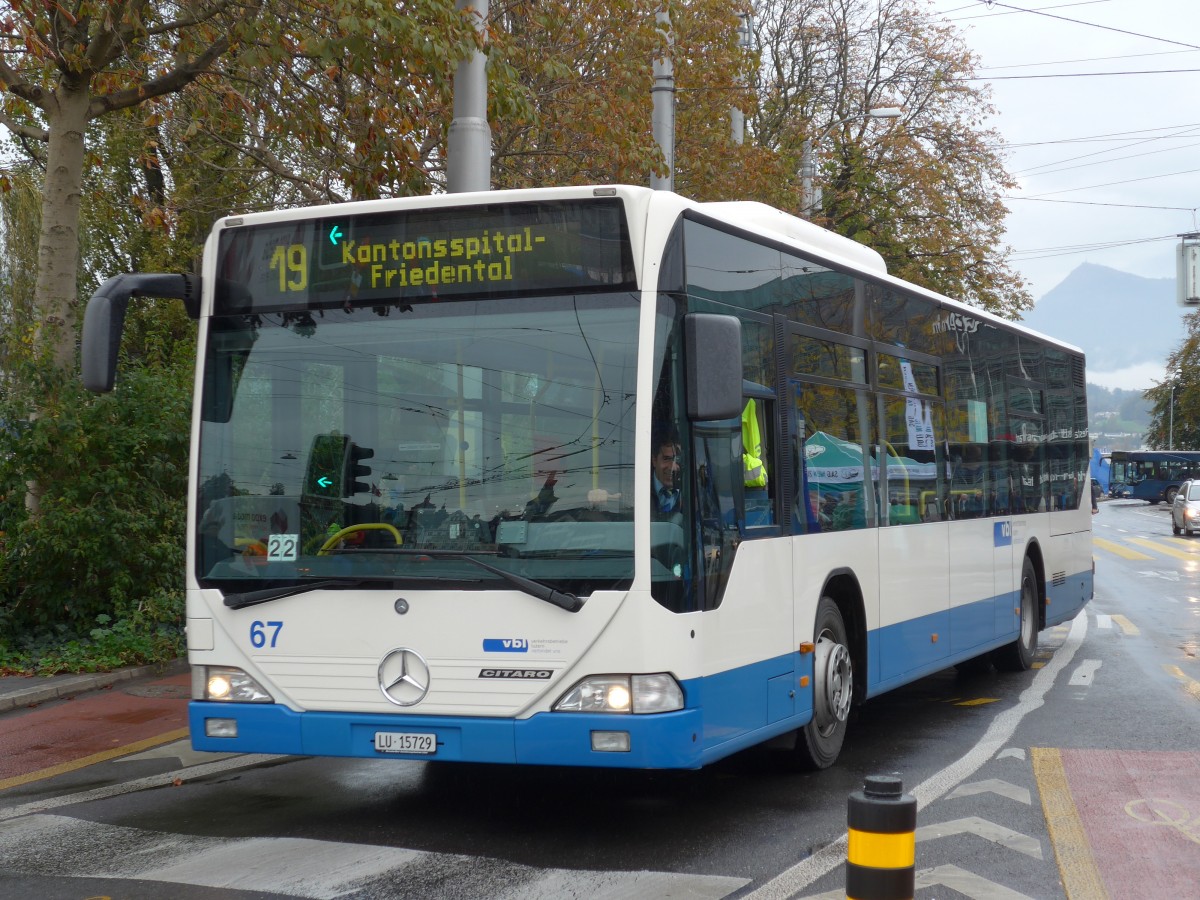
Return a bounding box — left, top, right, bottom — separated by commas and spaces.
926, 0, 1199, 303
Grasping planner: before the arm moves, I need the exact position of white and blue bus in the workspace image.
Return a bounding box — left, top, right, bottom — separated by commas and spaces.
83, 185, 1093, 770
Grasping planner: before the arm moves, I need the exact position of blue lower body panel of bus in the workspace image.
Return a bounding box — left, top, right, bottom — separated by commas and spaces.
190, 702, 717, 768
190, 652, 811, 769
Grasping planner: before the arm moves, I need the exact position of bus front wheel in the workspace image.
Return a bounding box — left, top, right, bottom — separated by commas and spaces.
794, 596, 852, 770
993, 557, 1038, 671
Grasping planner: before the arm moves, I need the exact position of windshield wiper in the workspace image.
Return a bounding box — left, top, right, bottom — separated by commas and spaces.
223, 579, 371, 610
343, 547, 584, 612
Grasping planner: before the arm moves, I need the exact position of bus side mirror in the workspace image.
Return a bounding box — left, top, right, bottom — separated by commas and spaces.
684, 313, 742, 421
82, 273, 199, 392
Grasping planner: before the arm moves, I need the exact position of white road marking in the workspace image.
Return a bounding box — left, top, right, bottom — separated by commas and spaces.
946, 778, 1032, 805
742, 610, 1087, 900
802, 864, 1037, 900
0, 814, 748, 900
916, 815, 1043, 859
0, 753, 281, 823
1069, 659, 1102, 686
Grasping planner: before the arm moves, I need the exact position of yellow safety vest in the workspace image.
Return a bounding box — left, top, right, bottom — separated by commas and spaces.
742, 399, 767, 488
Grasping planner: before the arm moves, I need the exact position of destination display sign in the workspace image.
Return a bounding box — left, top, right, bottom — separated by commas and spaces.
214, 199, 636, 314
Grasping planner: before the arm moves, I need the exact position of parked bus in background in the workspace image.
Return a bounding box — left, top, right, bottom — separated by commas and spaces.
1109, 449, 1200, 504
82, 186, 1093, 771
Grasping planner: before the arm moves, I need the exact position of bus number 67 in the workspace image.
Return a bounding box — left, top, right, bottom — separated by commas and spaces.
250, 620, 284, 649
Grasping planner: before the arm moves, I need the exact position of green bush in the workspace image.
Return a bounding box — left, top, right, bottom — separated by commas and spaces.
0, 361, 192, 647
0, 590, 185, 675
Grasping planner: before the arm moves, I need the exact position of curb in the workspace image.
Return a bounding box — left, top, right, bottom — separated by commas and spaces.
0, 659, 188, 714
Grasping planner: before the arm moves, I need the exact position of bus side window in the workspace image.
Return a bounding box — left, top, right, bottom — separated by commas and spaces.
880, 395, 944, 525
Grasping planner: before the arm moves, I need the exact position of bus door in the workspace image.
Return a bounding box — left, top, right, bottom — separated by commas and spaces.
999, 393, 1045, 636
875, 352, 950, 679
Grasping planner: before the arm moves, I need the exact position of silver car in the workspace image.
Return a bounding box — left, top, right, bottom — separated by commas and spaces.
1171, 480, 1200, 535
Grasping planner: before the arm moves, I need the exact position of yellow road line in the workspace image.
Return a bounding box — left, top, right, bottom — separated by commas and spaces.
1032, 747, 1109, 900
1164, 665, 1200, 702
1127, 537, 1200, 561
1091, 537, 1152, 560
1110, 614, 1140, 636
0, 726, 190, 792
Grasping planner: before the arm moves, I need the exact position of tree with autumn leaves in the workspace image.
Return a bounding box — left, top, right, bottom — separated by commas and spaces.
2, 0, 1026, 372
752, 0, 1029, 317
1144, 312, 1200, 452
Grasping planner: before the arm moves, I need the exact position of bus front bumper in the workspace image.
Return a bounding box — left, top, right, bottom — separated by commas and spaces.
189, 702, 706, 769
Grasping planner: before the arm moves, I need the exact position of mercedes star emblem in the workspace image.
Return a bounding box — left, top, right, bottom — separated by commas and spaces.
377, 647, 431, 707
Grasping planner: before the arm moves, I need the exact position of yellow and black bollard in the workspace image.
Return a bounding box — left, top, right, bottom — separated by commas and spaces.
846, 774, 916, 900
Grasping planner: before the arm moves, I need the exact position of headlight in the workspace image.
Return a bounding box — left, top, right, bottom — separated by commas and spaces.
553, 673, 684, 714
1188, 507, 1200, 520
194, 665, 274, 703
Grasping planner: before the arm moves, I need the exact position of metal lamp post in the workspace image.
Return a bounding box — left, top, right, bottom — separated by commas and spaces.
800, 106, 902, 219
1170, 383, 1176, 450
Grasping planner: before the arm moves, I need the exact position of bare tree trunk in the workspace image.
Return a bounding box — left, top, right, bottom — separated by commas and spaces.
34, 81, 90, 373
26, 81, 91, 516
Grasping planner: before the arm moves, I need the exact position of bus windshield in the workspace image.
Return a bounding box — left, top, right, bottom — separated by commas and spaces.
195, 293, 639, 597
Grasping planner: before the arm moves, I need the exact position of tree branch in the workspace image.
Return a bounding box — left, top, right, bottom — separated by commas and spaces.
86, 37, 232, 119
0, 108, 48, 141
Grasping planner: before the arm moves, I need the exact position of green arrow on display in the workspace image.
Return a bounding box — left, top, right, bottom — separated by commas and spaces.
329, 226, 343, 246
317, 476, 333, 489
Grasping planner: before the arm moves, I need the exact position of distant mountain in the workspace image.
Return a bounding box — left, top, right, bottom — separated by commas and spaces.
1018, 262, 1183, 374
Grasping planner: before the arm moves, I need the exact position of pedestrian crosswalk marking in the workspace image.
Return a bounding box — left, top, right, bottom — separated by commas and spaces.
1164, 665, 1200, 702
1091, 537, 1152, 560
0, 814, 749, 900
1128, 536, 1200, 561
1110, 614, 1140, 636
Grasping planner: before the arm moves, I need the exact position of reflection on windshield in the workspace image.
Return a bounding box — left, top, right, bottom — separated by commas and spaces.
196, 294, 639, 596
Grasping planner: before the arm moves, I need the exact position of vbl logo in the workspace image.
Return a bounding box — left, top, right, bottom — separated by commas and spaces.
483, 638, 529, 652
994, 521, 1013, 547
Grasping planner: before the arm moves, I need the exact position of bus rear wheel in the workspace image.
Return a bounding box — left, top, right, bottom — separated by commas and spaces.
794, 596, 852, 770
993, 557, 1038, 672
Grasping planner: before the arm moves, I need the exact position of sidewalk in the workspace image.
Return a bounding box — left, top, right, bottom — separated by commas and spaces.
0, 659, 188, 714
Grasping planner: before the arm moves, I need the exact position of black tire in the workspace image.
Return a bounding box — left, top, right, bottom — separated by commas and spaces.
1166, 487, 1180, 505
794, 597, 853, 770
1174, 521, 1182, 535
994, 557, 1039, 672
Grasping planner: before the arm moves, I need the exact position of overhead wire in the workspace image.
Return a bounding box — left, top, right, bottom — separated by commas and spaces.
1002, 123, 1200, 149
955, 0, 1200, 50
976, 48, 1197, 72
1012, 135, 1200, 178
1005, 197, 1199, 212
874, 3, 1197, 266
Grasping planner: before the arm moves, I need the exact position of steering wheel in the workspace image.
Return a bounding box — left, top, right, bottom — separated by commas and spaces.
318, 523, 404, 555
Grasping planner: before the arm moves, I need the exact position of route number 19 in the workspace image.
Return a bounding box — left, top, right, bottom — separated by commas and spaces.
270, 244, 308, 292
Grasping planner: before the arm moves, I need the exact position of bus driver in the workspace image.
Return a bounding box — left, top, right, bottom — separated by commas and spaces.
651, 428, 681, 520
